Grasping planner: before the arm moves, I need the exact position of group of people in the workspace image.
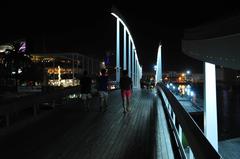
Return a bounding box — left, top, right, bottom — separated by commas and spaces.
80, 69, 133, 114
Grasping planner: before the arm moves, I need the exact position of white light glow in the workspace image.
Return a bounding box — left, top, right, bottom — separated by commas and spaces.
111, 11, 142, 88
18, 69, 22, 74
155, 44, 162, 83
204, 62, 218, 151
190, 91, 194, 97
167, 84, 170, 88
154, 65, 157, 71
111, 12, 137, 56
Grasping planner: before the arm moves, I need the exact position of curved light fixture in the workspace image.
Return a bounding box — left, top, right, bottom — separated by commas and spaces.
111, 6, 142, 87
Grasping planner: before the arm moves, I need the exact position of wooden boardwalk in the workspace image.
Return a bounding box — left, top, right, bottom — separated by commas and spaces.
0, 89, 174, 159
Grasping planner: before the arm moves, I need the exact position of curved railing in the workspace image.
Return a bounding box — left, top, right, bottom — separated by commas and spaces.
156, 83, 222, 159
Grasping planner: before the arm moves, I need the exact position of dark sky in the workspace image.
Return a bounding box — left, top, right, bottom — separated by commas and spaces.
1, 1, 240, 73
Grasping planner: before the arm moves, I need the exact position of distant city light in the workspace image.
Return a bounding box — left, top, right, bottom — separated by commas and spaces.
186, 70, 191, 74
178, 86, 181, 91
167, 84, 170, 88
58, 66, 61, 86
190, 91, 194, 97
100, 61, 106, 69
18, 41, 26, 53
18, 68, 22, 74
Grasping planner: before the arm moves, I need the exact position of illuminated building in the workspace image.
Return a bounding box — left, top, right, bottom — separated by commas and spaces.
0, 40, 30, 88
31, 52, 100, 87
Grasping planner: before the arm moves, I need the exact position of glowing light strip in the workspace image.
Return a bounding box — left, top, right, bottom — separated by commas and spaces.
111, 12, 138, 56
204, 62, 218, 151
111, 12, 142, 88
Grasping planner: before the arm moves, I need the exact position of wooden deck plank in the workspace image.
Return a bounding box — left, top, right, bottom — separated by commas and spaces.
0, 89, 174, 159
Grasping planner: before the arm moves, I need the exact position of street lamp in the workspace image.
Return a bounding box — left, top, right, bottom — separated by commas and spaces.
186, 70, 191, 82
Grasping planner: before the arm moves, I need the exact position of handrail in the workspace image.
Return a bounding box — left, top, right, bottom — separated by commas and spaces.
157, 83, 222, 159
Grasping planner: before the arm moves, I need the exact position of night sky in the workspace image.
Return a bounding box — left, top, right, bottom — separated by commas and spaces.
1, 1, 240, 73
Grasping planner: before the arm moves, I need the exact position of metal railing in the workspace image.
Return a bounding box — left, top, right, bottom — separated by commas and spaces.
156, 83, 222, 159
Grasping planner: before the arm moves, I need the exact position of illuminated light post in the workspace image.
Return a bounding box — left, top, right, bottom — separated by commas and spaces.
116, 18, 120, 82
128, 36, 131, 77
186, 70, 191, 82
134, 53, 137, 87
204, 62, 218, 150
124, 28, 127, 70
182, 38, 219, 150
155, 44, 162, 83
132, 48, 135, 86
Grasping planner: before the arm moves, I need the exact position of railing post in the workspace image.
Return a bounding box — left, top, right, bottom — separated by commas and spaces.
123, 28, 127, 70
132, 47, 135, 87
172, 112, 176, 126
188, 147, 194, 159
179, 125, 183, 144
128, 37, 131, 77
116, 19, 120, 82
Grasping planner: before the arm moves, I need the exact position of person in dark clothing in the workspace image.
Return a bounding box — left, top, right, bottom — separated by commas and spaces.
80, 70, 92, 111
120, 70, 133, 113
140, 78, 144, 89
97, 69, 109, 111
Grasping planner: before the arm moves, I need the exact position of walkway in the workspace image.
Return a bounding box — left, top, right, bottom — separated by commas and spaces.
0, 89, 174, 159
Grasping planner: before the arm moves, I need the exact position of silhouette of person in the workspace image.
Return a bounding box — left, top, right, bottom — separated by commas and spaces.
80, 70, 92, 111
120, 70, 133, 113
97, 69, 109, 111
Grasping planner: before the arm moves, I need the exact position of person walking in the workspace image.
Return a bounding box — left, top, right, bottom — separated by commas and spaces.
97, 69, 109, 111
120, 70, 133, 114
80, 70, 92, 111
